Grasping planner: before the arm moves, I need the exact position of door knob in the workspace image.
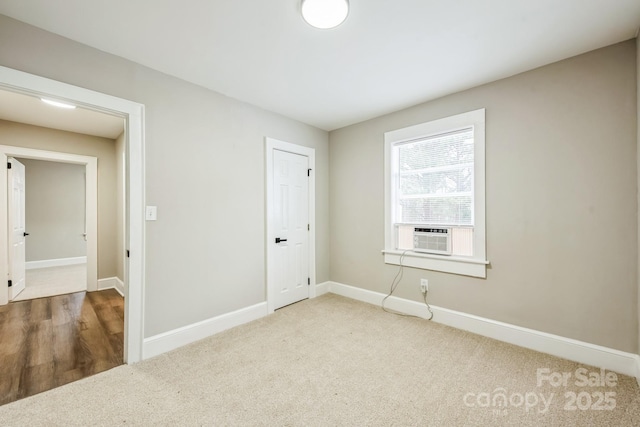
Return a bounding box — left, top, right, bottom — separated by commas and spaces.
23, 232, 29, 236
275, 238, 288, 243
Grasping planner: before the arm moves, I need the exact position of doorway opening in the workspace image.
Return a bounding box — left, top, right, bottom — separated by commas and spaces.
0, 66, 145, 363
8, 155, 95, 302
17, 159, 86, 300
0, 100, 126, 405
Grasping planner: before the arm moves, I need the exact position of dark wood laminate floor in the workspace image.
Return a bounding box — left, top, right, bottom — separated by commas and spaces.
0, 289, 124, 405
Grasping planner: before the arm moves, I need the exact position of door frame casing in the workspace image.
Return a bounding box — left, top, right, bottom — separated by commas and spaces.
265, 137, 316, 313
2, 148, 98, 297
0, 66, 146, 363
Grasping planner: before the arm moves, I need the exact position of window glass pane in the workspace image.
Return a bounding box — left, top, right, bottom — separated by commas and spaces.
396, 128, 474, 226
399, 129, 473, 171
398, 196, 473, 225
399, 167, 473, 195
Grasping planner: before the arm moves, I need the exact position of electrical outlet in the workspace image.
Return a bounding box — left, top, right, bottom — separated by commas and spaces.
420, 278, 428, 293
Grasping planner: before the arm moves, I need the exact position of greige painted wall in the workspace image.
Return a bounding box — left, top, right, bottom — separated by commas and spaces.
0, 120, 118, 279
17, 158, 86, 262
0, 15, 329, 337
330, 40, 637, 353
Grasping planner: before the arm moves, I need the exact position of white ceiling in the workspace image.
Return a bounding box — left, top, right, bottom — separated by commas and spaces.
0, 89, 124, 139
0, 0, 638, 131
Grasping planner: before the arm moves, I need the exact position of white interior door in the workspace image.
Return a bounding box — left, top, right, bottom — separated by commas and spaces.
8, 157, 26, 300
272, 149, 309, 309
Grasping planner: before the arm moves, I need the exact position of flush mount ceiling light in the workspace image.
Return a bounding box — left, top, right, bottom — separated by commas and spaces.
41, 98, 76, 109
301, 0, 349, 29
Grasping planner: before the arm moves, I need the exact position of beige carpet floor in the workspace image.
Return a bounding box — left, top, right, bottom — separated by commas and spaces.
0, 293, 639, 426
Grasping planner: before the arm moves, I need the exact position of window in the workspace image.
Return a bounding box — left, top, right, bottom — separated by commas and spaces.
384, 109, 487, 278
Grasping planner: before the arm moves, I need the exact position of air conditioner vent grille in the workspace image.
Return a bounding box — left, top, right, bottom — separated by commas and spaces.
413, 227, 452, 255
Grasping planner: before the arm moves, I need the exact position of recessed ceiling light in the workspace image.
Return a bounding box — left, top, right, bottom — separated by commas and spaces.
41, 98, 76, 109
301, 0, 349, 29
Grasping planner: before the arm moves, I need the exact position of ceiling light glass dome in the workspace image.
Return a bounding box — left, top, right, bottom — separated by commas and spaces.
301, 0, 349, 29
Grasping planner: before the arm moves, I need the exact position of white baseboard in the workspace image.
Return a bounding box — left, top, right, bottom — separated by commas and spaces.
114, 277, 124, 296
324, 281, 640, 378
315, 281, 330, 296
97, 277, 125, 296
26, 256, 87, 270
143, 302, 268, 360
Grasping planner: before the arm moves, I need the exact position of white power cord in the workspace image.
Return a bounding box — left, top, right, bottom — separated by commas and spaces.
381, 250, 434, 320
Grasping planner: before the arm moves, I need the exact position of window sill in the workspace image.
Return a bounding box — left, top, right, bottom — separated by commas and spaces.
382, 249, 488, 278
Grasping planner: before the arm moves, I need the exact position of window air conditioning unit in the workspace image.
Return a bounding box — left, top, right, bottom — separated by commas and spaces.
413, 227, 452, 255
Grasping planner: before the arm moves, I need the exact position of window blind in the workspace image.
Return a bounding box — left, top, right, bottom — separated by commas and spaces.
396, 128, 474, 226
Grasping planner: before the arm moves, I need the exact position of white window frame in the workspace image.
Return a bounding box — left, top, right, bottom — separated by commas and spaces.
383, 108, 488, 278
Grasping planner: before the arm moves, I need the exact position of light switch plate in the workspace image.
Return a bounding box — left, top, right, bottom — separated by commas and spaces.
146, 206, 157, 221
